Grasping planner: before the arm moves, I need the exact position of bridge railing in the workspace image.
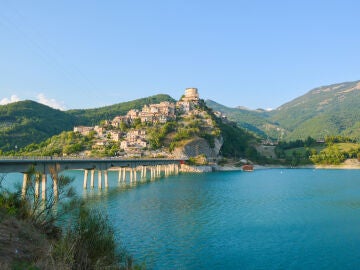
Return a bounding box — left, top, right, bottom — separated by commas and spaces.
0, 156, 188, 161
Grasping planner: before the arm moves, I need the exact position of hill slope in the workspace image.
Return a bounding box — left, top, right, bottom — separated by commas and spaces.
67, 94, 175, 125
0, 100, 77, 152
271, 80, 360, 139
205, 100, 282, 139
207, 80, 360, 141
0, 94, 175, 152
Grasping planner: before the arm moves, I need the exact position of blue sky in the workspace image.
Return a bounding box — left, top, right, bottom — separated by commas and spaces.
1, 0, 359, 110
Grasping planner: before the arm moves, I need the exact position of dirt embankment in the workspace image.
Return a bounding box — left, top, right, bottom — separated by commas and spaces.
0, 212, 51, 269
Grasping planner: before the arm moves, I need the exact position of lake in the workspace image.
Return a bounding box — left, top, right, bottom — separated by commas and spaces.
4, 168, 360, 269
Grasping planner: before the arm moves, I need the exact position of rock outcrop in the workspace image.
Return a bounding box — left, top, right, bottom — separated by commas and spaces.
173, 136, 223, 161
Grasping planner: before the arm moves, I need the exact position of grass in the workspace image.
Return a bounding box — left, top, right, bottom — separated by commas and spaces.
336, 143, 360, 152
284, 146, 325, 157
283, 143, 360, 158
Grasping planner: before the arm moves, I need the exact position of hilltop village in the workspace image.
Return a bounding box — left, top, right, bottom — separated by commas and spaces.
73, 88, 223, 159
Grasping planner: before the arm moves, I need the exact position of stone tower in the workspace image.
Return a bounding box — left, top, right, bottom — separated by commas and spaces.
183, 88, 199, 102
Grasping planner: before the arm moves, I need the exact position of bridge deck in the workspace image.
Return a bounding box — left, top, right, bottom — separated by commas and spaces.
0, 157, 186, 173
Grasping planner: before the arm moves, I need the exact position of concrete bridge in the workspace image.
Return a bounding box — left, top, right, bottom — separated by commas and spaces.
0, 156, 185, 201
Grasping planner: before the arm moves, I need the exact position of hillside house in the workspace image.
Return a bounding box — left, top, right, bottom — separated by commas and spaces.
126, 109, 140, 121
139, 111, 154, 123
120, 138, 147, 150
176, 101, 191, 113
94, 126, 105, 137
109, 131, 123, 141
111, 116, 129, 128
74, 126, 94, 136
126, 129, 146, 143
120, 140, 129, 150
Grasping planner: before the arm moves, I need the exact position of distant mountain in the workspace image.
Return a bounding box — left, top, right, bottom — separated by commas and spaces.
0, 94, 175, 152
207, 80, 360, 141
270, 80, 360, 140
205, 100, 284, 139
0, 100, 77, 152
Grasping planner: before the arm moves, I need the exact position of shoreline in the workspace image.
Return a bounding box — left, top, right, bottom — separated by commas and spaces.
179, 159, 360, 173
214, 159, 360, 171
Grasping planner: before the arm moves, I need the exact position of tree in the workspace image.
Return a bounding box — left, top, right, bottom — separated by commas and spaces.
20, 165, 76, 235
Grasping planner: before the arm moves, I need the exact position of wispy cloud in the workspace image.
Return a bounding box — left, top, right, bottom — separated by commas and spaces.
0, 95, 21, 105
36, 93, 66, 111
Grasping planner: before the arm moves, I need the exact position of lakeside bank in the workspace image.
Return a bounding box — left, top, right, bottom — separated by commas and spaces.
181, 159, 360, 173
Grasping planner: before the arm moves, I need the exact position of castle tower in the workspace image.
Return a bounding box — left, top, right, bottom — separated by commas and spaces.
183, 88, 199, 102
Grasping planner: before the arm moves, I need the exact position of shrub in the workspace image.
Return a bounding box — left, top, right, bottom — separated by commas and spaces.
53, 205, 137, 269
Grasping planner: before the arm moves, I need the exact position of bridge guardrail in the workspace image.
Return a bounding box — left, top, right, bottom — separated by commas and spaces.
0, 156, 188, 161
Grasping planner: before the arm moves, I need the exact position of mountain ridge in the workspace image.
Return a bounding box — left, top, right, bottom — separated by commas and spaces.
2, 79, 360, 153
206, 79, 360, 141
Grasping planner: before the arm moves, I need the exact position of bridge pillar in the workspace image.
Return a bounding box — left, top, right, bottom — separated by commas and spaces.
21, 173, 28, 199
104, 170, 109, 188
53, 173, 58, 200
83, 169, 89, 189
41, 174, 47, 201
35, 174, 40, 199
118, 169, 122, 182
90, 170, 95, 188
122, 168, 126, 182
98, 170, 102, 189
130, 168, 133, 183
133, 168, 137, 182
151, 166, 155, 180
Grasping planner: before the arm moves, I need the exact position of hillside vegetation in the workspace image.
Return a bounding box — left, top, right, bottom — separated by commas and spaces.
272, 80, 360, 140
274, 136, 360, 166
206, 100, 282, 139
4, 80, 360, 160
0, 101, 76, 152
207, 80, 360, 141
0, 94, 175, 153
11, 98, 261, 163
67, 94, 175, 125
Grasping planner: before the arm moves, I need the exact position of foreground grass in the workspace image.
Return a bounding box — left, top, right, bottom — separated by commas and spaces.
0, 172, 143, 269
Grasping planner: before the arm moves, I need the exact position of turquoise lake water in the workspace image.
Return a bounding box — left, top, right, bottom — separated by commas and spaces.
4, 169, 360, 269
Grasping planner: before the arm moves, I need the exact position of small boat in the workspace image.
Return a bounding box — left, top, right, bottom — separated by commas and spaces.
242, 164, 254, 172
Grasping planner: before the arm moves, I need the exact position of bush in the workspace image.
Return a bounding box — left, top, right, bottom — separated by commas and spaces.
53, 205, 137, 269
